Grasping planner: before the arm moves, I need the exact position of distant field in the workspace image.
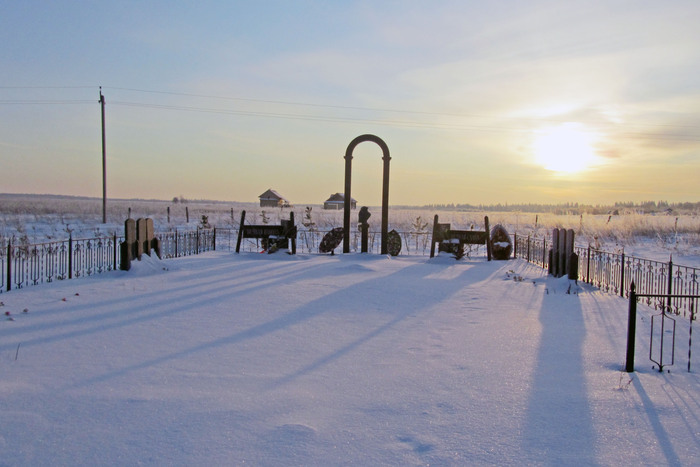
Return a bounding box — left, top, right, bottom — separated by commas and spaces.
1, 194, 699, 265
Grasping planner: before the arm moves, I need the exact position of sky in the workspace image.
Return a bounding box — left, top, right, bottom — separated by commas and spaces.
1, 1, 699, 207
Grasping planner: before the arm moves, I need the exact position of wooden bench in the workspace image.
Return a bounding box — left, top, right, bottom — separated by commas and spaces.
235, 210, 297, 254
429, 214, 492, 260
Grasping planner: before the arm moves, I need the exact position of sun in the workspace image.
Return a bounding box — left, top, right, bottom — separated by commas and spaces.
532, 123, 598, 174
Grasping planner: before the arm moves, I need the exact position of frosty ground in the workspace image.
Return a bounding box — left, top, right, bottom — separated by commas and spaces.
1, 251, 698, 466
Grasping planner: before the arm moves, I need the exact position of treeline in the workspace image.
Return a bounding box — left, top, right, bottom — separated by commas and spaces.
417, 201, 700, 215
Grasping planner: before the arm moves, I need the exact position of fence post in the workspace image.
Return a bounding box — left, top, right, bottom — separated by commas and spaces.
113, 234, 117, 270
527, 234, 531, 262
213, 228, 217, 251
689, 303, 695, 373
625, 282, 637, 372
196, 229, 200, 254
6, 241, 11, 292
542, 238, 546, 267
68, 234, 73, 280
667, 257, 674, 312
620, 252, 625, 297
587, 246, 591, 284
236, 210, 246, 253
513, 232, 517, 258
175, 229, 178, 258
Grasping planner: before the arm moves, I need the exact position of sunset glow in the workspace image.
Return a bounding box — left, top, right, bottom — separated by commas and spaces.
532, 123, 600, 175
1, 2, 699, 205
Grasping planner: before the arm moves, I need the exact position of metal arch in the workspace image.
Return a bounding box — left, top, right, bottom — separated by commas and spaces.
343, 134, 391, 254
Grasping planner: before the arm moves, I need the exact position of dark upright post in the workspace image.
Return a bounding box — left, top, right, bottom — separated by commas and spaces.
558, 228, 567, 278
380, 148, 390, 255
527, 234, 531, 262
626, 282, 637, 372
100, 87, 107, 224
343, 150, 353, 254
568, 253, 579, 281
566, 229, 575, 277
543, 238, 547, 267
550, 229, 559, 276
361, 224, 369, 253
121, 218, 136, 271
235, 210, 246, 253
430, 215, 439, 258
68, 234, 73, 279
587, 245, 592, 284
620, 252, 626, 297
6, 241, 12, 292
136, 218, 147, 260
667, 256, 674, 312
289, 211, 297, 254
484, 216, 492, 261
359, 206, 371, 253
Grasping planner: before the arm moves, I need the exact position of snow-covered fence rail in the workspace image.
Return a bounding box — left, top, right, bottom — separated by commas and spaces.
513, 233, 700, 318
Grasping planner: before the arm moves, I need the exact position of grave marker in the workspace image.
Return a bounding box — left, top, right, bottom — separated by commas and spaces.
549, 228, 578, 279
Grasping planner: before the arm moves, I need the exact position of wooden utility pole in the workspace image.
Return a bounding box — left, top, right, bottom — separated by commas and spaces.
100, 87, 107, 223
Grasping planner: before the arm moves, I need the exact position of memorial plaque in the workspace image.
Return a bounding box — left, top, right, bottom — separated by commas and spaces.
452, 230, 487, 245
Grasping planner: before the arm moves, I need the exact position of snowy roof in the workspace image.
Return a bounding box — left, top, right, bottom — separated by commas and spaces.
324, 192, 356, 203
258, 188, 288, 202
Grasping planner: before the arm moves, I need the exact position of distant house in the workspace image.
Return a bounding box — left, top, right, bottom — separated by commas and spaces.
259, 189, 291, 208
324, 193, 356, 210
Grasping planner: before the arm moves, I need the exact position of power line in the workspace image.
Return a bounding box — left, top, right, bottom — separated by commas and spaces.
103, 85, 700, 132
109, 100, 539, 133
0, 100, 94, 105
1, 85, 699, 141
0, 86, 96, 89
108, 100, 700, 142
104, 85, 476, 119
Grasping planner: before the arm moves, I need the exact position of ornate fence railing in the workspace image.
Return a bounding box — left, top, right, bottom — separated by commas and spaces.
1, 228, 218, 292
5, 227, 697, 318
513, 233, 700, 318
1, 235, 121, 292
158, 229, 216, 259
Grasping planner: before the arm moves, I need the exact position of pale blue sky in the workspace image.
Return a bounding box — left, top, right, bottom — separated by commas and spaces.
2, 1, 699, 206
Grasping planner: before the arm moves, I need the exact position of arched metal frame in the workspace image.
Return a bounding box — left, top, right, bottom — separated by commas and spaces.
343, 134, 391, 254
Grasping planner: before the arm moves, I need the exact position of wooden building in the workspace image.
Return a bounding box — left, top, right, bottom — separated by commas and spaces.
259, 189, 291, 208
324, 193, 356, 210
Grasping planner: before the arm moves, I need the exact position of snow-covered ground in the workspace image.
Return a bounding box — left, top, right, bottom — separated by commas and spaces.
1, 251, 699, 465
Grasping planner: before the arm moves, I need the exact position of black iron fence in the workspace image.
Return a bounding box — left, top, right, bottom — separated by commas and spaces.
0, 228, 434, 292
1, 228, 217, 293
158, 229, 216, 259
2, 235, 120, 292
513, 233, 700, 318
4, 227, 698, 317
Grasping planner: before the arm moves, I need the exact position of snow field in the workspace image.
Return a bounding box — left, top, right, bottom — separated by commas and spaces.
0, 251, 698, 465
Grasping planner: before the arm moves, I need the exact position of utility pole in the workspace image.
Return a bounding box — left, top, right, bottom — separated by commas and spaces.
100, 87, 107, 223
